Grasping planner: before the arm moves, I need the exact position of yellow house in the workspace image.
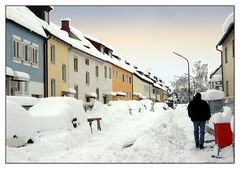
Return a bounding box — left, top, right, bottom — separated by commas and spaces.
47, 34, 70, 96
112, 64, 133, 101
217, 22, 234, 98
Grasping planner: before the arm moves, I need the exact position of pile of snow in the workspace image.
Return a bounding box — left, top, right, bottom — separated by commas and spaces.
222, 12, 234, 33
7, 96, 39, 106
209, 75, 222, 82
28, 97, 88, 132
208, 106, 233, 129
154, 102, 169, 110
86, 100, 108, 118
201, 89, 224, 101
6, 99, 36, 147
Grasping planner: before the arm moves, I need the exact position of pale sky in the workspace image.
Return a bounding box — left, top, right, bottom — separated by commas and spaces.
50, 6, 233, 86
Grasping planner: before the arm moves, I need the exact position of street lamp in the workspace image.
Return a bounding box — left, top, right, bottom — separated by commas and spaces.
173, 52, 191, 102
185, 73, 195, 95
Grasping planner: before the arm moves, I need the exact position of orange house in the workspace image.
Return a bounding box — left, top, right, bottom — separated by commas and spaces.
112, 64, 133, 101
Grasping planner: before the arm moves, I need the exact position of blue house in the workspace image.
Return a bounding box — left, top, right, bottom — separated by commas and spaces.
6, 6, 51, 97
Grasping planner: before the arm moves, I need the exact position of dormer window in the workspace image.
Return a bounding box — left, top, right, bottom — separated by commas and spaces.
108, 50, 112, 57
100, 46, 104, 54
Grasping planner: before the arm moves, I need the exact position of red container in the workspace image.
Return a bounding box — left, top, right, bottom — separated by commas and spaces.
214, 123, 232, 149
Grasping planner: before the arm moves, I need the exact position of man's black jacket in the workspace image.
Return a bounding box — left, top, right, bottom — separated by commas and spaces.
187, 97, 211, 121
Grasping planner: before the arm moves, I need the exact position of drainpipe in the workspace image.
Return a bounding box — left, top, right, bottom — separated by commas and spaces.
216, 44, 224, 93
44, 34, 51, 97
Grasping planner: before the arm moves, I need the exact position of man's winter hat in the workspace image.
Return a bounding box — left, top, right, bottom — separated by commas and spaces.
195, 92, 201, 99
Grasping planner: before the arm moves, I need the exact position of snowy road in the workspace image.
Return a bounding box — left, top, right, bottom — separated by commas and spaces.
6, 103, 233, 163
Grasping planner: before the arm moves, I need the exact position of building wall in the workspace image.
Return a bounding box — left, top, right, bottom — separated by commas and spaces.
222, 31, 234, 97
69, 48, 112, 103
47, 36, 69, 96
112, 65, 133, 100
133, 75, 150, 99
6, 20, 45, 97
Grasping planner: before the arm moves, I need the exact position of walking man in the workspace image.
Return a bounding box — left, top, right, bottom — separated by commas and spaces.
187, 92, 211, 149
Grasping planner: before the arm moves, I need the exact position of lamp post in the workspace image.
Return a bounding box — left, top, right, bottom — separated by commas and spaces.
173, 52, 191, 102
185, 73, 195, 95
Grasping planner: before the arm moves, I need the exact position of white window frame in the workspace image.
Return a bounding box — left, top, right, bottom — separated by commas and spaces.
13, 35, 22, 63
74, 57, 78, 72
16, 81, 22, 94
31, 43, 39, 68
22, 40, 31, 66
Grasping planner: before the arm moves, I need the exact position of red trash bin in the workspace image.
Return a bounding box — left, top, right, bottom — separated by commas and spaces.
214, 123, 232, 149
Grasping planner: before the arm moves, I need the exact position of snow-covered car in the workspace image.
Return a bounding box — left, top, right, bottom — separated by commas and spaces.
7, 99, 36, 147
28, 97, 87, 132
201, 90, 234, 134
7, 96, 39, 110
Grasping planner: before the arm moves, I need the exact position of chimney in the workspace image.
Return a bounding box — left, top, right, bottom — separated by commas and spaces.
61, 18, 71, 33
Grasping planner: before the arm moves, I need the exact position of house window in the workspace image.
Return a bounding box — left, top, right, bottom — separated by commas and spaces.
116, 71, 118, 80
51, 79, 56, 96
22, 40, 30, 63
16, 81, 22, 93
153, 89, 155, 94
109, 68, 112, 79
74, 84, 78, 99
31, 44, 39, 67
96, 65, 99, 78
50, 44, 55, 64
225, 47, 228, 63
113, 70, 115, 79
13, 36, 21, 60
74, 58, 78, 72
96, 88, 99, 100
85, 58, 89, 65
62, 64, 66, 82
126, 75, 128, 83
24, 82, 29, 93
129, 77, 132, 84
100, 46, 104, 54
226, 81, 229, 97
122, 74, 125, 82
86, 72, 90, 86
104, 66, 107, 78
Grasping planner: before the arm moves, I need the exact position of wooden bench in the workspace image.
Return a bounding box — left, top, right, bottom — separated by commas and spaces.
87, 117, 102, 133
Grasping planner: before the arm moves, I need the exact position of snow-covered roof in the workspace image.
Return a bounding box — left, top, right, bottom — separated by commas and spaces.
6, 67, 14, 77
13, 71, 30, 81
103, 91, 116, 96
134, 69, 154, 84
85, 92, 97, 98
65, 88, 76, 94
6, 6, 47, 38
201, 89, 224, 101
222, 12, 234, 33
116, 91, 126, 96
84, 33, 113, 50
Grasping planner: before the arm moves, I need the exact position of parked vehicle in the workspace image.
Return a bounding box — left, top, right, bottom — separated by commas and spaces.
201, 90, 234, 134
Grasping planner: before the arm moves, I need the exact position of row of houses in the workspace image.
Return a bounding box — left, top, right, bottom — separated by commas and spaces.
209, 12, 234, 99
6, 6, 169, 103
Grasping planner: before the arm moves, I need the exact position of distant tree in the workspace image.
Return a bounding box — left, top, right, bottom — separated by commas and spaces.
171, 61, 208, 103
192, 61, 208, 93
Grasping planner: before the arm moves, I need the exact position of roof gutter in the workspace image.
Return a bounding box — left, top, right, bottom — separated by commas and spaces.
215, 44, 224, 93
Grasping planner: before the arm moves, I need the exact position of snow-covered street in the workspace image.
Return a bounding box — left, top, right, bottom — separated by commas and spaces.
6, 100, 233, 163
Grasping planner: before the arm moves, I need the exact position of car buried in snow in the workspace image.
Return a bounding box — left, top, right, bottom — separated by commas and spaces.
201, 90, 234, 135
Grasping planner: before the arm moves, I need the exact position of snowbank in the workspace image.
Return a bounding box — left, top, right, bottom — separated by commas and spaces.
7, 99, 36, 147
201, 89, 224, 101
7, 96, 39, 106
154, 102, 169, 110
208, 106, 233, 129
28, 97, 88, 132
